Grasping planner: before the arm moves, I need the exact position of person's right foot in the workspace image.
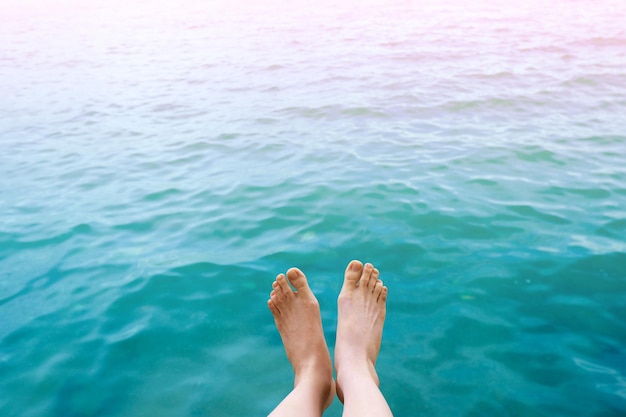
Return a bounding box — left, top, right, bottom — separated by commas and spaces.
334, 260, 388, 402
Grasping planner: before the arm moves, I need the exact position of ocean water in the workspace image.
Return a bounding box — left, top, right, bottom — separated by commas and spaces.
1, 0, 626, 415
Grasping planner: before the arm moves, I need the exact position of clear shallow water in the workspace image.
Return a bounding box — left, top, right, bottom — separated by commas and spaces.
1, 0, 626, 415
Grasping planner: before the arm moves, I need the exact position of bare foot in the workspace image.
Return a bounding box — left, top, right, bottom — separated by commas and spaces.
267, 268, 335, 410
334, 260, 388, 402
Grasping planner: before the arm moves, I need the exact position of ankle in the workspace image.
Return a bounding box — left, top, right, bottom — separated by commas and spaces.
335, 365, 380, 404
294, 367, 336, 410
295, 361, 333, 387
335, 357, 379, 389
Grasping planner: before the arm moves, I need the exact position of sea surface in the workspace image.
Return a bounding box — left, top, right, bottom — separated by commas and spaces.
1, 0, 626, 415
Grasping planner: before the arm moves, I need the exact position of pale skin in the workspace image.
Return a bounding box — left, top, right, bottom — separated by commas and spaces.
267, 260, 393, 417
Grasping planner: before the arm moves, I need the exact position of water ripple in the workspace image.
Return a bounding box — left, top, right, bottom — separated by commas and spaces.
1, 0, 626, 416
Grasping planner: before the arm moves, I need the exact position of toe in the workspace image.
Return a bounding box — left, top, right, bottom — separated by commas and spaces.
268, 299, 280, 315
270, 291, 282, 311
379, 286, 388, 303
374, 279, 383, 297
276, 274, 294, 296
343, 260, 363, 288
360, 263, 375, 289
286, 267, 309, 292
370, 268, 380, 291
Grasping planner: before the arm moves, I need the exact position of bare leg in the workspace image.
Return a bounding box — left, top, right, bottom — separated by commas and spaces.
335, 260, 393, 417
267, 268, 335, 417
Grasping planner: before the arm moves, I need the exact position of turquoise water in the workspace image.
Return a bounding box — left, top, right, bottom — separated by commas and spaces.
1, 0, 626, 415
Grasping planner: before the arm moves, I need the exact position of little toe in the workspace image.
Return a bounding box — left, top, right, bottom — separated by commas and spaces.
286, 267, 310, 292
379, 286, 388, 303
270, 291, 283, 310
267, 299, 280, 315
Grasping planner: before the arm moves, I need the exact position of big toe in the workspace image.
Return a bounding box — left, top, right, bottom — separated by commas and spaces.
286, 267, 310, 292
342, 260, 363, 290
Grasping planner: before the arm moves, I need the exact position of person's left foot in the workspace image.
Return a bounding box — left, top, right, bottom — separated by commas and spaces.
268, 268, 335, 409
